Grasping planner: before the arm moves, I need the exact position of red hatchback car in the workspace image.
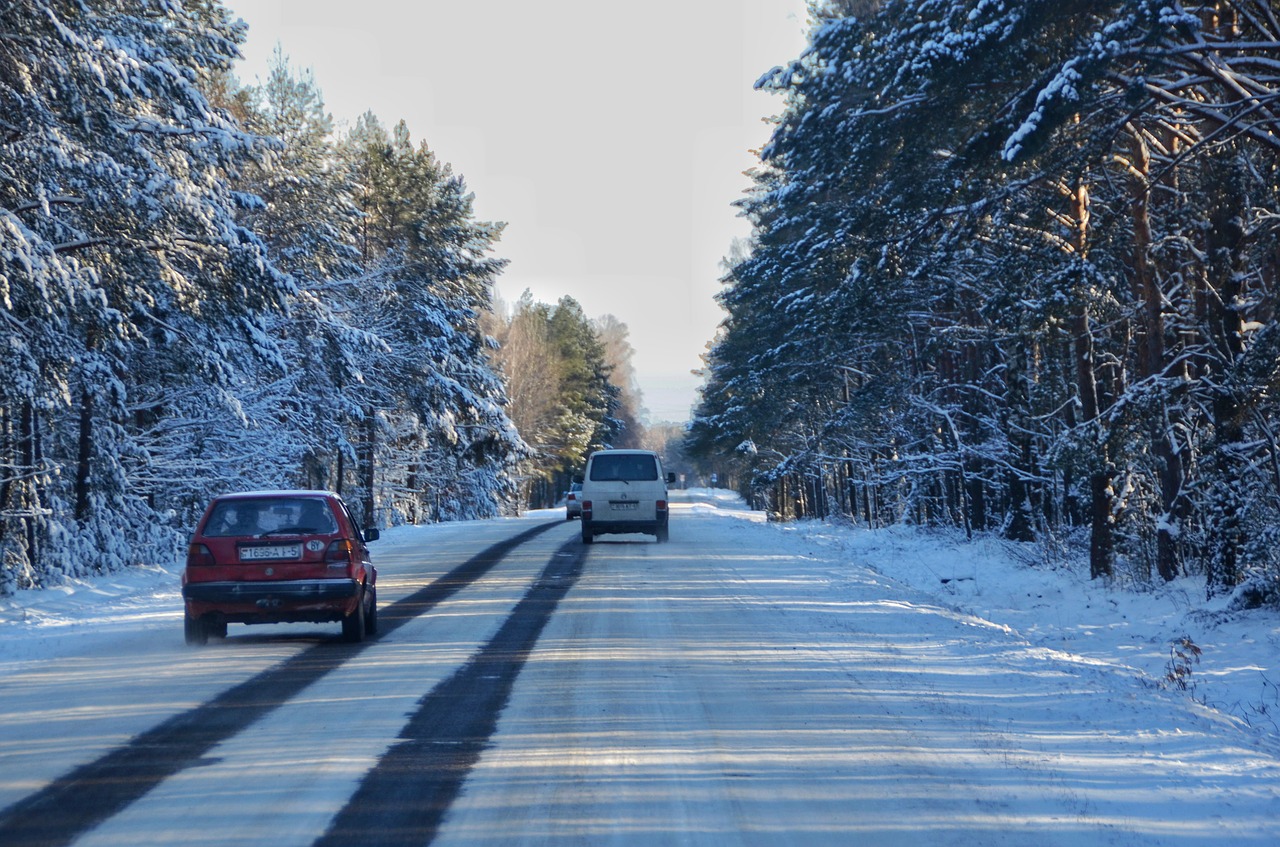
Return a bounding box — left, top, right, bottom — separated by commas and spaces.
182, 490, 379, 645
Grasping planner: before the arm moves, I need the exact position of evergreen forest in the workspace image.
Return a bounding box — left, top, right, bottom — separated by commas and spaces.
691, 0, 1280, 598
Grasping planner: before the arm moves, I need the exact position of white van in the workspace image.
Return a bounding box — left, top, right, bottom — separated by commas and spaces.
577, 449, 676, 543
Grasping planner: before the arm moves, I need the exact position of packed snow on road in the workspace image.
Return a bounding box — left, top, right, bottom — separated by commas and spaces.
0, 490, 1277, 845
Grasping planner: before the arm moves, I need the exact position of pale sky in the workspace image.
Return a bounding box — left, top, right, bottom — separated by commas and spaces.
223, 0, 811, 422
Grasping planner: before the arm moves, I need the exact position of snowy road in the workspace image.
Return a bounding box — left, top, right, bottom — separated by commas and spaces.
1, 493, 1277, 845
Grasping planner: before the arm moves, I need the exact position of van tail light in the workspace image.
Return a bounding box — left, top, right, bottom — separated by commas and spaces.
657, 500, 668, 512
186, 543, 215, 567
582, 500, 593, 519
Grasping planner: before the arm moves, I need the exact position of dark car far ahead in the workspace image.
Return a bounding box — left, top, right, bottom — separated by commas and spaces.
181, 490, 379, 645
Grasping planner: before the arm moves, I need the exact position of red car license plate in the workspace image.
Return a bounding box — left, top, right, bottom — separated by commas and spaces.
239, 543, 301, 561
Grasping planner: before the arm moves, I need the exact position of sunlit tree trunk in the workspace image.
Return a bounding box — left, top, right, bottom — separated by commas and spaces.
1125, 127, 1183, 581
1065, 179, 1115, 579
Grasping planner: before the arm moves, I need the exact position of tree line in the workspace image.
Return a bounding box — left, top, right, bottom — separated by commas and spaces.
691, 0, 1280, 598
486, 293, 648, 509
0, 2, 638, 593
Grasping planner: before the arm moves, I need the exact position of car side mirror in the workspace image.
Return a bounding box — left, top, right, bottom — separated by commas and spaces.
573, 474, 584, 484
364, 527, 380, 542
666, 472, 676, 484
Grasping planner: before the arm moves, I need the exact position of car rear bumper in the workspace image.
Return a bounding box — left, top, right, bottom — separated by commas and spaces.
184, 577, 359, 603
183, 578, 361, 624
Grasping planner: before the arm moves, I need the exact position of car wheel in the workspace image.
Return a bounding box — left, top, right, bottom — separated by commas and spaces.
184, 613, 208, 646
364, 586, 378, 635
209, 620, 228, 639
581, 530, 594, 544
565, 510, 573, 521
342, 590, 367, 643
656, 525, 669, 543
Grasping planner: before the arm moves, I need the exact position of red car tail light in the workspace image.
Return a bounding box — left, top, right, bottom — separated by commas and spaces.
657, 499, 668, 512
326, 538, 354, 564
326, 538, 359, 578
186, 543, 215, 567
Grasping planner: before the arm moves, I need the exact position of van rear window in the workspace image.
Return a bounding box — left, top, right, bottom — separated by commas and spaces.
589, 454, 658, 481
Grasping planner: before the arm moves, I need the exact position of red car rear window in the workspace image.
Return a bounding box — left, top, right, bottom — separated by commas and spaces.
203, 498, 337, 537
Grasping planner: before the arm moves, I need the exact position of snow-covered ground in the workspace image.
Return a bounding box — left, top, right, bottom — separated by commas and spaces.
1, 489, 1277, 844
778, 500, 1280, 738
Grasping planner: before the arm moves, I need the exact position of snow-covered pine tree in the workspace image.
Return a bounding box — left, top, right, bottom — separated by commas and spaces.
335, 114, 522, 524
547, 296, 621, 456
1, 0, 290, 588
232, 48, 376, 496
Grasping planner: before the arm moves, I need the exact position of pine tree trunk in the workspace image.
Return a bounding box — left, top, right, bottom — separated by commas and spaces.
1204, 157, 1248, 593
1077, 326, 1116, 581
967, 475, 986, 533
75, 388, 92, 524
20, 402, 38, 575
1004, 342, 1035, 542
406, 463, 420, 523
363, 410, 377, 528
1127, 128, 1183, 581
1067, 179, 1115, 579
0, 406, 8, 547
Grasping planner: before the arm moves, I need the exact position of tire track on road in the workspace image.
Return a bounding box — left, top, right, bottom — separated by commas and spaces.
0, 520, 560, 847
315, 538, 588, 847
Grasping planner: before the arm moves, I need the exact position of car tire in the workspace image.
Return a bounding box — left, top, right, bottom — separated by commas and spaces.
364, 586, 378, 635
184, 613, 208, 646
582, 530, 593, 544
342, 590, 367, 643
656, 525, 669, 543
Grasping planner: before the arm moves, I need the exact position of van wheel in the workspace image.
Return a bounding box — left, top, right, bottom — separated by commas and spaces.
582, 530, 594, 544
656, 525, 669, 543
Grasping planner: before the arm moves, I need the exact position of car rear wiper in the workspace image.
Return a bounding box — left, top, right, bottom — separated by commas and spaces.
261, 526, 317, 536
